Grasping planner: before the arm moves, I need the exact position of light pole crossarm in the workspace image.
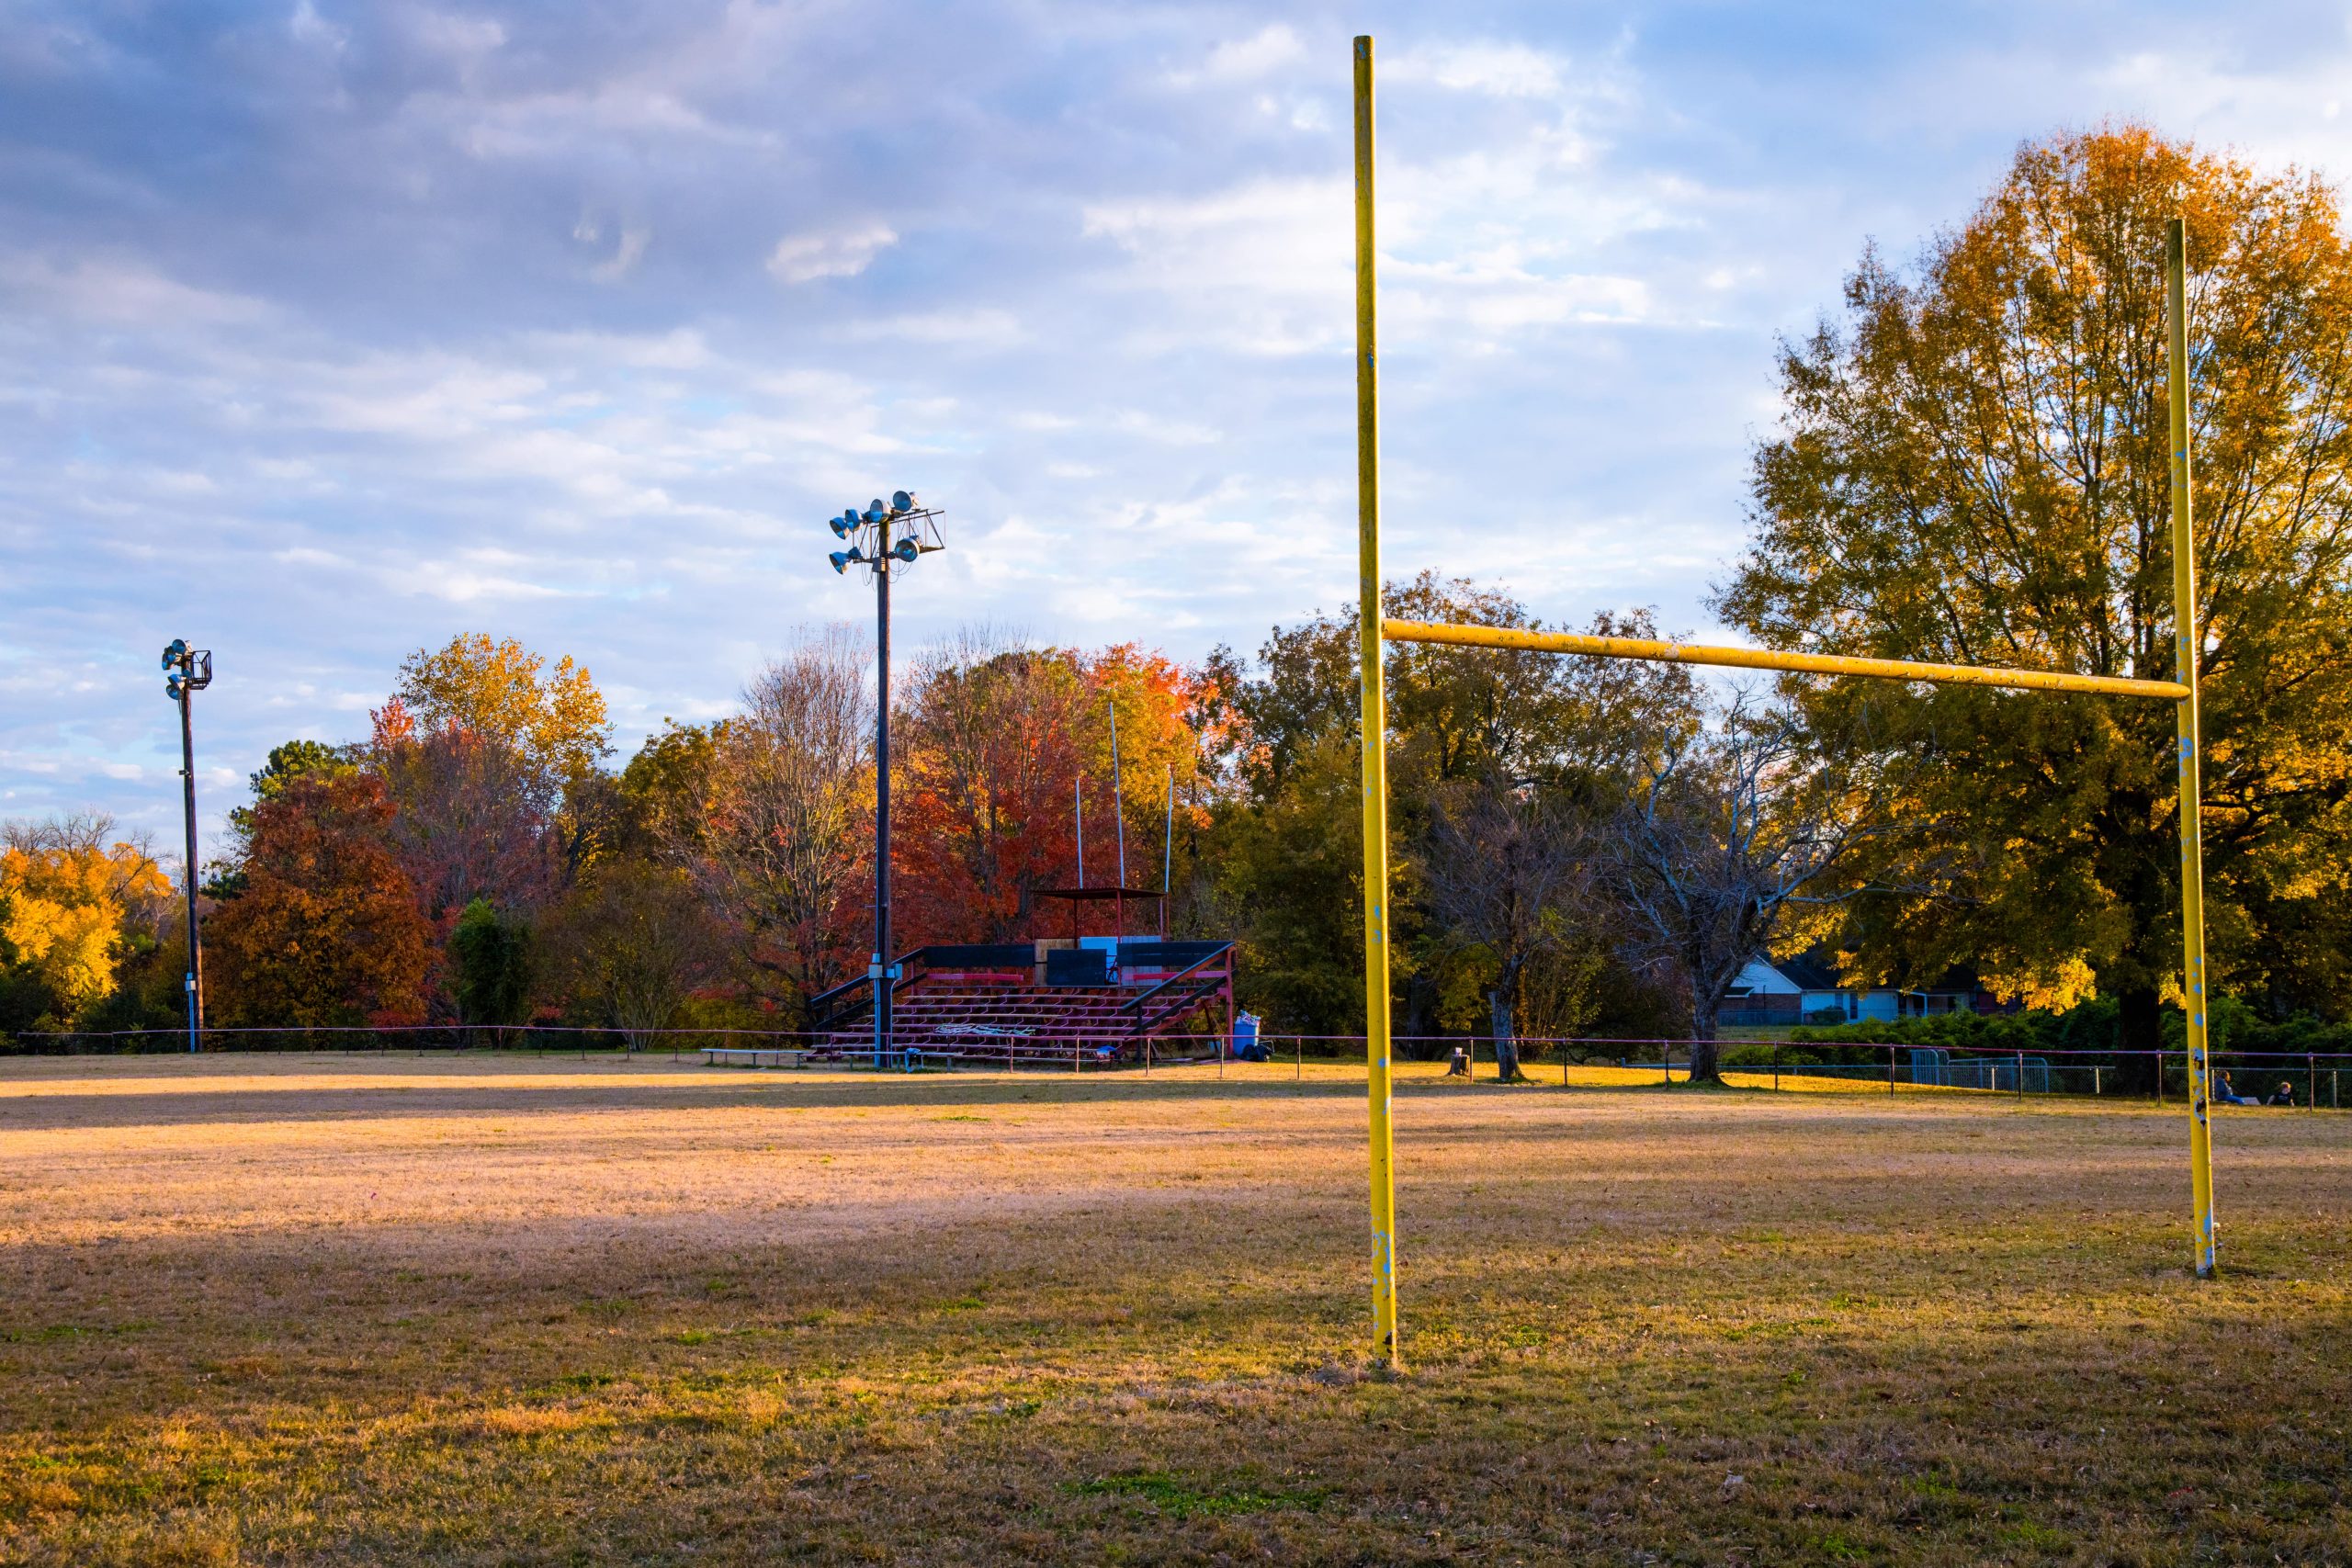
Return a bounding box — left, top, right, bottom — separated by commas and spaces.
1382, 619, 2188, 702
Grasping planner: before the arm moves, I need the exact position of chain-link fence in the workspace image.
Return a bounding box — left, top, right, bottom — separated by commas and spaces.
7, 1024, 2347, 1106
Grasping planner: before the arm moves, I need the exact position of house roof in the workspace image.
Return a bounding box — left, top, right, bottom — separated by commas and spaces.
1759, 948, 1986, 995
1769, 953, 1844, 992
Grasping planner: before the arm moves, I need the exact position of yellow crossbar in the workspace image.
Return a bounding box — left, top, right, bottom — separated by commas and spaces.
1382, 619, 2188, 702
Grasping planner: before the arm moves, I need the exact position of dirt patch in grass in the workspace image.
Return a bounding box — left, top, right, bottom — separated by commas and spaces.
1, 1053, 2348, 1564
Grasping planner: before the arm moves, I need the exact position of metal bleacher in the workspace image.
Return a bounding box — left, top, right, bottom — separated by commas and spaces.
798, 940, 1236, 1070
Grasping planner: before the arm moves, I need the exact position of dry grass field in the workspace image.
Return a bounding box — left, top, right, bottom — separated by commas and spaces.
1, 1052, 2347, 1566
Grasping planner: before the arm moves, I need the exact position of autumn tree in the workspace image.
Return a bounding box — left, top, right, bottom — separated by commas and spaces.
1599, 702, 1885, 1083
395, 633, 612, 793
205, 773, 433, 1028
1081, 644, 1213, 896
226, 739, 359, 849
1721, 127, 2352, 1058
390, 633, 614, 878
1211, 577, 1700, 1043
0, 815, 171, 1032
616, 718, 727, 859
368, 698, 564, 926
1422, 781, 1599, 1079
539, 856, 724, 1049
684, 630, 871, 1018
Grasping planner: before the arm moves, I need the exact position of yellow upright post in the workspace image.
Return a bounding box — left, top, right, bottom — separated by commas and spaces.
2167, 215, 2218, 1279
1352, 33, 1401, 1366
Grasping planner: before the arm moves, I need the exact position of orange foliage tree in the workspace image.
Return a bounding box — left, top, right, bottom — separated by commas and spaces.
206, 773, 433, 1027
895, 633, 1214, 944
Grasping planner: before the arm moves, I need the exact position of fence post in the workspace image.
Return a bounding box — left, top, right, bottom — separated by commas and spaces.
1296, 1034, 1303, 1081
2309, 1053, 2316, 1112
2093, 1066, 2102, 1097
1146, 1035, 1152, 1077
1772, 1042, 1780, 1094
1888, 1043, 1896, 1096
2016, 1050, 2025, 1106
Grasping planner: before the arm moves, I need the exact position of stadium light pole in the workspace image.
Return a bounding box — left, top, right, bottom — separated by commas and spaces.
161, 638, 213, 1055
827, 491, 944, 1068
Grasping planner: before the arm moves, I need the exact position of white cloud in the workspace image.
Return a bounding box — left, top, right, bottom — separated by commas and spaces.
766, 224, 898, 284
382, 560, 571, 603
19, 0, 2352, 853
591, 225, 650, 282
522, 327, 711, 369
1386, 41, 1566, 98
1171, 25, 1305, 86
0, 253, 271, 328
288, 0, 347, 52
840, 309, 1021, 346
408, 9, 506, 61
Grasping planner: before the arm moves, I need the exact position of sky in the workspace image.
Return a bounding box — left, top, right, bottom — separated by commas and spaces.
7, 0, 2352, 850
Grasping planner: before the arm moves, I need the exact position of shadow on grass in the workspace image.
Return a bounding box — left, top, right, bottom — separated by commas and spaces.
5, 1174, 2350, 1566
2, 1051, 2107, 1135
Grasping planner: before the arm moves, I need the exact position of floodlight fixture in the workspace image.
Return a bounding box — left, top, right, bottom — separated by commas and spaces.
891, 489, 917, 513
830, 515, 851, 538
829, 551, 854, 574
892, 537, 919, 563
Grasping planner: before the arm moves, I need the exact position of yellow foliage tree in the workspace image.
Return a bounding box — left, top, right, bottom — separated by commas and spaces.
394, 633, 612, 790
1722, 126, 2352, 1048
0, 815, 172, 1021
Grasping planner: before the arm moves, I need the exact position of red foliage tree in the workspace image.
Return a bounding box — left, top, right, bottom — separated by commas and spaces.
368, 699, 561, 930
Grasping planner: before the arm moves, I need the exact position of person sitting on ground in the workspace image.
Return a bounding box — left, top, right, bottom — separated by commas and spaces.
1446, 1046, 1470, 1077
2271, 1080, 2297, 1107
2216, 1069, 2261, 1106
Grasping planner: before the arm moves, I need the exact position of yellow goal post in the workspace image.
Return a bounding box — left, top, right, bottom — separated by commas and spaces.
1348, 35, 2217, 1370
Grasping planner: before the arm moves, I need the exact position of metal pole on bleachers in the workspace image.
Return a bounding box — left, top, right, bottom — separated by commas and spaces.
1109, 698, 1126, 889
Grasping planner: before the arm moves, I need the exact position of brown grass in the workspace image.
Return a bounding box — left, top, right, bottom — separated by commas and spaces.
1, 1052, 2347, 1565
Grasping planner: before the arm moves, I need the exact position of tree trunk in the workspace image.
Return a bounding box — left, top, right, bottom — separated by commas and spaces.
1488, 988, 1524, 1083
1401, 972, 1444, 1060
2116, 985, 2162, 1095
1686, 982, 1722, 1084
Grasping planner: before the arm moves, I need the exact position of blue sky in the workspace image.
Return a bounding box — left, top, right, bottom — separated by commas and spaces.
6, 0, 2352, 848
